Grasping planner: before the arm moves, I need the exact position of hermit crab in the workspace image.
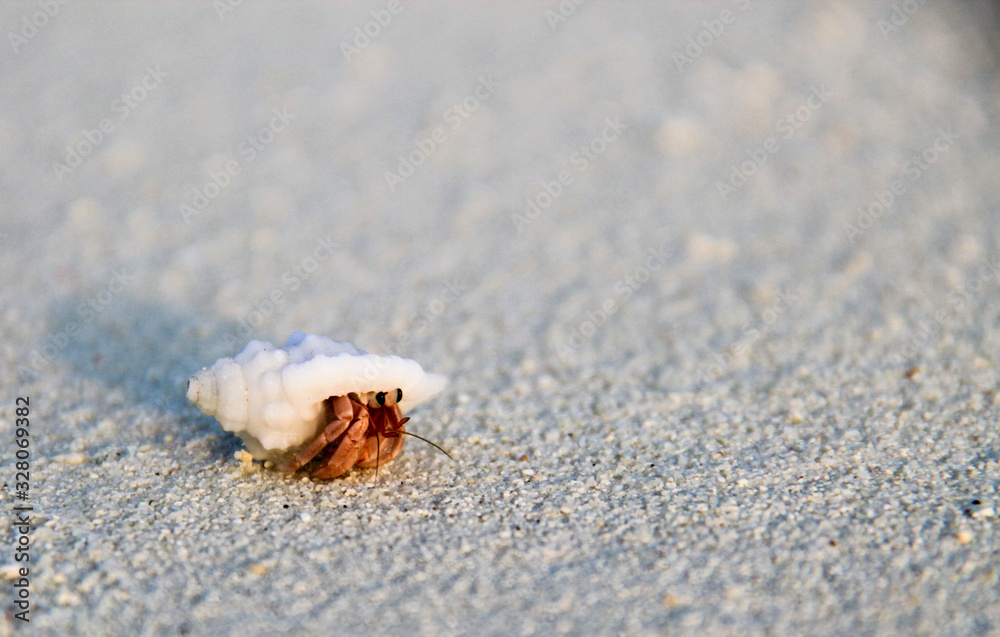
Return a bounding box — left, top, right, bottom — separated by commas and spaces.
186, 332, 448, 479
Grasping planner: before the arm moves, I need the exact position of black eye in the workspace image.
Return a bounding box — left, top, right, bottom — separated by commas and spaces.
376, 391, 386, 406
396, 388, 403, 402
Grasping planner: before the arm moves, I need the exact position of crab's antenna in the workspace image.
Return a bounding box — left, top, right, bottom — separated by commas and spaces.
399, 430, 454, 461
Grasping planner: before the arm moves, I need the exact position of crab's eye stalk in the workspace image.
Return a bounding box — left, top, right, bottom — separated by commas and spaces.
381, 388, 401, 406
375, 391, 386, 407
396, 388, 403, 403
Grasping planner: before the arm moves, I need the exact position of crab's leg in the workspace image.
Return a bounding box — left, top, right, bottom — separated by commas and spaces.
369, 404, 406, 439
276, 395, 354, 473
356, 406, 385, 466
384, 404, 408, 436
310, 406, 370, 480
356, 406, 406, 469
356, 430, 405, 468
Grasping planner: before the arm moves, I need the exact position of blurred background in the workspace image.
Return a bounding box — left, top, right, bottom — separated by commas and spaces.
2, 2, 1000, 635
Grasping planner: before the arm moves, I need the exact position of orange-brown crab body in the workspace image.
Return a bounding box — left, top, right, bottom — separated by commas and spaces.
278, 391, 410, 479
186, 332, 446, 478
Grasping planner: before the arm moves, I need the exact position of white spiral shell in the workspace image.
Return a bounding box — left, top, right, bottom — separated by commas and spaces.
186, 332, 447, 460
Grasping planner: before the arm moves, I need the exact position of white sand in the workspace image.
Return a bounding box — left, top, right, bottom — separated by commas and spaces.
2, 2, 999, 635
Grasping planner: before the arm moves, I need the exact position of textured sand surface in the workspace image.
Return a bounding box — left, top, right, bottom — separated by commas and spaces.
2, 2, 1000, 635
